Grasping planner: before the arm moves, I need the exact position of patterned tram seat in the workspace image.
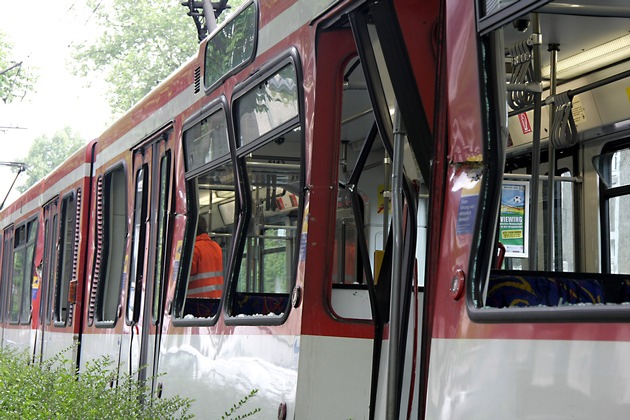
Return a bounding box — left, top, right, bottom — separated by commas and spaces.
486, 271, 605, 308
232, 292, 289, 316
184, 298, 221, 318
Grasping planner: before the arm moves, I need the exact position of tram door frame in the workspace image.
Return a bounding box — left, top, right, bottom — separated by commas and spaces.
37, 198, 59, 362
126, 125, 173, 392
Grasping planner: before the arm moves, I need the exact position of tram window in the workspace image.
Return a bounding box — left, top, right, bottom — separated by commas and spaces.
470, 2, 630, 319
557, 171, 575, 272
40, 201, 59, 326
152, 153, 171, 323
229, 60, 302, 320
94, 166, 127, 325
9, 218, 38, 324
232, 138, 301, 317
54, 192, 78, 325
176, 162, 234, 321
175, 105, 233, 324
597, 146, 630, 274
40, 217, 50, 325
47, 214, 58, 324
0, 232, 6, 322
183, 110, 229, 172
204, 0, 256, 91
236, 63, 299, 147
332, 197, 363, 285
1, 229, 12, 322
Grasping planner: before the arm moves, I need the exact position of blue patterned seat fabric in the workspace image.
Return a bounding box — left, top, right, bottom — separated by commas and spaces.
486, 274, 605, 307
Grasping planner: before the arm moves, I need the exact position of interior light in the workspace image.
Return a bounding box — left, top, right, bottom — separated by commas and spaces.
541, 33, 630, 80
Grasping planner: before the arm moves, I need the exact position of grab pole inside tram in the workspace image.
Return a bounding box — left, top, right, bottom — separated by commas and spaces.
528, 14, 543, 269
387, 104, 405, 420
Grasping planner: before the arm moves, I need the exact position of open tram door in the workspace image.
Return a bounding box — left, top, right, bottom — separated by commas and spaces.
313, 0, 438, 417
124, 124, 174, 396
36, 198, 58, 361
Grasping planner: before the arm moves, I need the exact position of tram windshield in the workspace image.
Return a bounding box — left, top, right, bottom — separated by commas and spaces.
473, 0, 630, 320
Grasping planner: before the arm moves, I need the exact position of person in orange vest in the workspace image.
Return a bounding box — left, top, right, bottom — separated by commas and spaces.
189, 216, 223, 299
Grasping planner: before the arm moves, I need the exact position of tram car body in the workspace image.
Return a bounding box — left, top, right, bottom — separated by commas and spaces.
1, 0, 630, 418
428, 0, 630, 418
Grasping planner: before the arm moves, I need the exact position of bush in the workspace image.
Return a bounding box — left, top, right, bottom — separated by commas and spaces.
0, 347, 192, 419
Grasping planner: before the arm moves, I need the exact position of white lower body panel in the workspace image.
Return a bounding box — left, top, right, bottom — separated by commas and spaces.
427, 338, 630, 419
158, 332, 299, 419
295, 335, 373, 419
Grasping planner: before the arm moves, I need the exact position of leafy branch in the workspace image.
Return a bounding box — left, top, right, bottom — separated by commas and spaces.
221, 388, 261, 419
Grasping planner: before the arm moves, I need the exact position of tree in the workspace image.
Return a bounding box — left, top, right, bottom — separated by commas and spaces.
0, 31, 37, 104
70, 0, 199, 116
17, 127, 85, 193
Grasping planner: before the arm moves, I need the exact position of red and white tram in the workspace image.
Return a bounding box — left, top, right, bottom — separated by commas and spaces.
1, 0, 630, 418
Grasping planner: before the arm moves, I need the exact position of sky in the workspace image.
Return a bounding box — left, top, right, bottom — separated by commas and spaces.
0, 1, 112, 207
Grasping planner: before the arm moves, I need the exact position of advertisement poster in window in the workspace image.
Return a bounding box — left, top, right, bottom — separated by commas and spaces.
500, 181, 529, 258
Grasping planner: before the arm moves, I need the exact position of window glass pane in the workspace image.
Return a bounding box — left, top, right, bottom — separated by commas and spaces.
204, 1, 256, 90
46, 213, 59, 324
234, 128, 301, 317
47, 214, 58, 324
10, 246, 24, 323
236, 63, 299, 146
609, 194, 630, 274
558, 172, 575, 271
40, 219, 50, 324
127, 167, 146, 324
180, 161, 235, 320
1, 233, 11, 323
610, 149, 630, 188
153, 154, 171, 322
55, 194, 76, 324
183, 110, 229, 172
98, 167, 127, 323
21, 241, 34, 324
9, 220, 38, 325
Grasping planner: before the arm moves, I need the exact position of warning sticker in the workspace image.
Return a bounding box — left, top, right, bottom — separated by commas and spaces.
518, 112, 532, 134
572, 95, 586, 124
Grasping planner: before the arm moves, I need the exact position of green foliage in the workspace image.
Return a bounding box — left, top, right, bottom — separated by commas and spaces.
17, 126, 85, 193
70, 0, 198, 115
0, 347, 192, 419
0, 31, 37, 104
221, 388, 261, 419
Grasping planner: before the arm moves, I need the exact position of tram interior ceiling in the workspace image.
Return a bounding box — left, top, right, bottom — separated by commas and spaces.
476, 0, 630, 316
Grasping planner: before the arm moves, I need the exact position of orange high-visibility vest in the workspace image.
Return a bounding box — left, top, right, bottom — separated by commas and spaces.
189, 234, 223, 298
